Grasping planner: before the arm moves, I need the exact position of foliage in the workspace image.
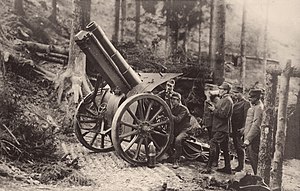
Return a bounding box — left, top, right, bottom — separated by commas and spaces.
115, 40, 211, 74
0, 74, 57, 161
38, 163, 72, 184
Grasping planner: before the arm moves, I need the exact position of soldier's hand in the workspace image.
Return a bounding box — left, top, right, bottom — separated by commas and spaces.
242, 139, 250, 148
208, 105, 215, 111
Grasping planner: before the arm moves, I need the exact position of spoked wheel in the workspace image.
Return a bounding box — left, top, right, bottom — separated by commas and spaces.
111, 93, 174, 166
74, 91, 114, 152
182, 138, 209, 162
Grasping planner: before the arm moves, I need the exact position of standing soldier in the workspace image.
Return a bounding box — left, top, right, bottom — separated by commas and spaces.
243, 89, 264, 175
231, 86, 251, 172
203, 82, 233, 174
203, 92, 220, 167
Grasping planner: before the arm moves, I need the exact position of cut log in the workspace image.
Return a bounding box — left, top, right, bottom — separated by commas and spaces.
16, 40, 69, 55
35, 52, 67, 65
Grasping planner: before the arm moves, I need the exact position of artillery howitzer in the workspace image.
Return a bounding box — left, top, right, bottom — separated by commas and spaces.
74, 21, 208, 166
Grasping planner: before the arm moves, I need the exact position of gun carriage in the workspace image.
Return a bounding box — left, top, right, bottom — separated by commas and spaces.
74, 21, 185, 166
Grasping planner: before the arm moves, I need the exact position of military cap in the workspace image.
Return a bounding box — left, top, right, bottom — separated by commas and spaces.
218, 82, 231, 91
171, 92, 181, 100
232, 85, 243, 93
249, 89, 262, 98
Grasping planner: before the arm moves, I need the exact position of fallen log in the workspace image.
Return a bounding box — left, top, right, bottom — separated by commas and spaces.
16, 40, 69, 56
47, 52, 68, 60
36, 52, 67, 65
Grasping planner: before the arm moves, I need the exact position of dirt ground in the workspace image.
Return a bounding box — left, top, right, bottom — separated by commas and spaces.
1, 138, 300, 191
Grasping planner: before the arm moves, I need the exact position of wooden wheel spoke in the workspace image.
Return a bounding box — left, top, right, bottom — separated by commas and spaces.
77, 113, 98, 119
90, 133, 99, 146
124, 135, 138, 152
119, 130, 138, 139
144, 137, 149, 157
78, 118, 97, 123
134, 138, 144, 160
149, 106, 164, 123
149, 135, 162, 152
137, 100, 145, 120
100, 134, 105, 148
145, 100, 154, 120
120, 121, 139, 130
126, 108, 139, 123
151, 130, 168, 137
151, 119, 170, 128
84, 107, 97, 116
82, 131, 90, 137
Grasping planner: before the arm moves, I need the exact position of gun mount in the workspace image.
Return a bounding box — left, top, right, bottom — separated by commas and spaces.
73, 21, 183, 166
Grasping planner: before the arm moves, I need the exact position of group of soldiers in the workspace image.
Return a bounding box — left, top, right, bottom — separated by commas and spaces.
158, 79, 264, 175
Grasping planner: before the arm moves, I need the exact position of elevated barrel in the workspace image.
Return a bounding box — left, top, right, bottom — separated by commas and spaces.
86, 21, 142, 88
75, 31, 131, 93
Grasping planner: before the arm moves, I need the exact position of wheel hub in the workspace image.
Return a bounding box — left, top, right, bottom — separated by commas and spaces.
139, 121, 152, 132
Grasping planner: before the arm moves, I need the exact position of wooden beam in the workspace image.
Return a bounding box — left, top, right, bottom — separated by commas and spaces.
270, 60, 293, 190
266, 64, 300, 78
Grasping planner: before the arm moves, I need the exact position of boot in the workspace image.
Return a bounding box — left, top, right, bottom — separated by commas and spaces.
232, 165, 243, 172
172, 159, 179, 169
216, 167, 232, 174
217, 150, 232, 174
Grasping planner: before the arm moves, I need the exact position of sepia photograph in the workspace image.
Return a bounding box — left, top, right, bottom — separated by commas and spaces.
0, 0, 299, 190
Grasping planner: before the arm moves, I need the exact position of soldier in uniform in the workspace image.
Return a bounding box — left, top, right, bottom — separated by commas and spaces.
203, 82, 233, 174
243, 89, 264, 175
169, 92, 191, 169
157, 79, 178, 108
231, 86, 251, 172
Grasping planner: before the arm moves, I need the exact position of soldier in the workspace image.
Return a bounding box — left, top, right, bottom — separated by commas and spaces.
231, 86, 251, 172
243, 89, 264, 175
203, 92, 220, 140
169, 92, 191, 169
203, 82, 233, 174
158, 79, 178, 108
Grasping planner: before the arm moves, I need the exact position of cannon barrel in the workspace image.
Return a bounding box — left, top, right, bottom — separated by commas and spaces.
75, 31, 132, 93
85, 21, 141, 89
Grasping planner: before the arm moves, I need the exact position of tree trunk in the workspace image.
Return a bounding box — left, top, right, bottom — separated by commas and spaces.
257, 71, 278, 185
135, 0, 140, 44
43, 0, 91, 104
169, 0, 178, 57
209, 0, 225, 85
120, 0, 127, 42
208, 0, 214, 71
80, 0, 91, 29
165, 0, 170, 58
270, 60, 293, 190
49, 0, 57, 23
240, 0, 247, 91
263, 0, 270, 86
113, 0, 121, 43
14, 0, 25, 16
198, 0, 203, 65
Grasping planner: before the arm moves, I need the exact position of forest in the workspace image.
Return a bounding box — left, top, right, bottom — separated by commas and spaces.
0, 0, 299, 190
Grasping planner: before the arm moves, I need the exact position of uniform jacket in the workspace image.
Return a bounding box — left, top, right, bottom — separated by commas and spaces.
244, 100, 264, 144
171, 103, 191, 136
212, 94, 233, 133
158, 90, 180, 108
231, 97, 251, 132
203, 100, 213, 128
